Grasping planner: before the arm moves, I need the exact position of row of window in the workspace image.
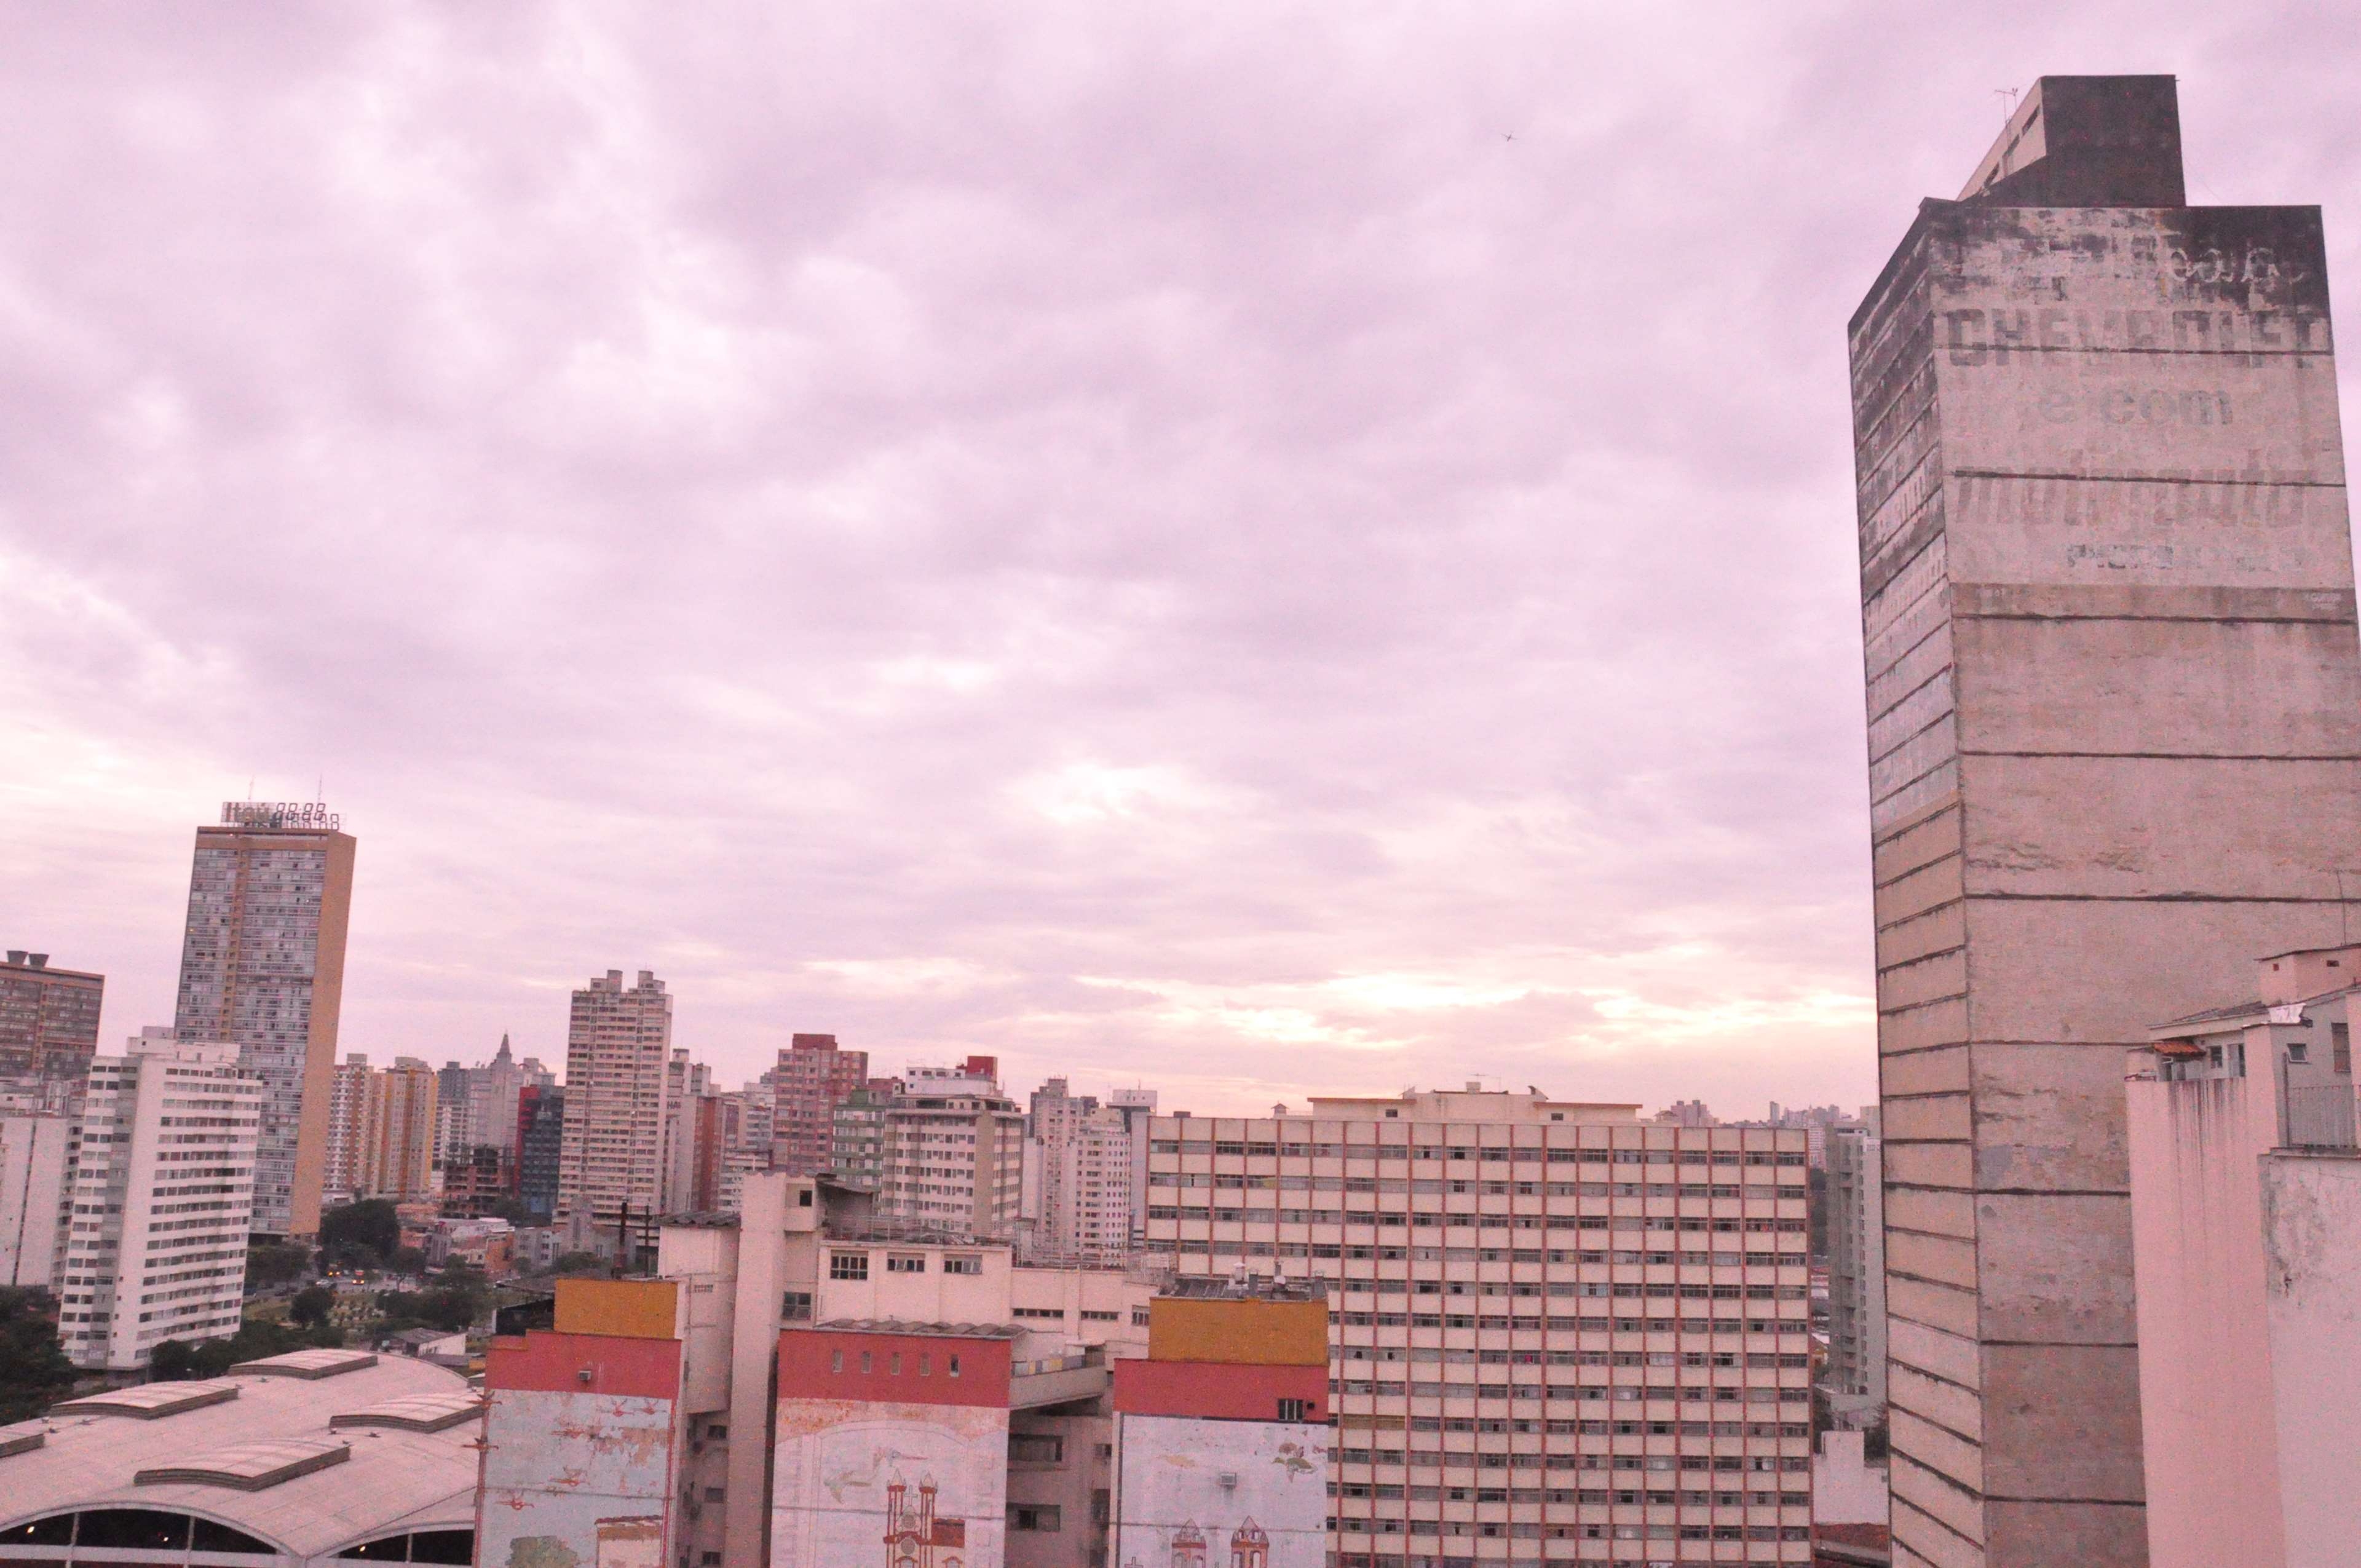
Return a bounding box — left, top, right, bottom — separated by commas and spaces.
1332, 1519, 1814, 1542
1156, 1176, 1793, 1195
826, 1250, 984, 1279
1334, 1483, 1808, 1505
826, 1345, 965, 1377
1340, 1417, 1805, 1438
1147, 1217, 1810, 1235
1152, 1143, 1805, 1164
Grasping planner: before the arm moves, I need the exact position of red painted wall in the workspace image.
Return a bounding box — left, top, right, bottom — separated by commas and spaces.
776, 1327, 1012, 1408
1112, 1358, 1327, 1421
484, 1329, 684, 1399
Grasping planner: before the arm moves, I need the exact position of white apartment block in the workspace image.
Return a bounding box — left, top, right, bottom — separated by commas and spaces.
557, 969, 673, 1251
56, 1029, 261, 1369
1821, 1113, 1884, 1428
322, 1052, 371, 1203
0, 1112, 69, 1286
1026, 1077, 1141, 1264
1145, 1086, 1816, 1567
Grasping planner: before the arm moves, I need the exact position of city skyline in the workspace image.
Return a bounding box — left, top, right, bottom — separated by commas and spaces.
9, 9, 2360, 1119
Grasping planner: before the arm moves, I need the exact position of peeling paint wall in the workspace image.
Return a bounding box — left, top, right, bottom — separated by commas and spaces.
2260, 1152, 2361, 1566
1111, 1414, 1327, 1568
479, 1388, 681, 1568
2126, 1071, 2287, 1568
770, 1397, 1008, 1568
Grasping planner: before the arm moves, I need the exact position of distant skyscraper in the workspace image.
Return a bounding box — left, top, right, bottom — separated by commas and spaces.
362, 1057, 438, 1200
1023, 1077, 1139, 1263
470, 1034, 531, 1162
834, 1056, 1023, 1236
1849, 75, 2359, 1562
57, 1029, 261, 1369
1823, 1110, 1886, 1427
0, 950, 104, 1112
322, 1052, 373, 1205
171, 800, 355, 1238
556, 970, 673, 1251
516, 1083, 565, 1223
771, 1032, 868, 1175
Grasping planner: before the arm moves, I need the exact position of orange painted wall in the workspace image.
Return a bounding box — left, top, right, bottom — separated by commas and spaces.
554, 1277, 681, 1340
1148, 1297, 1327, 1366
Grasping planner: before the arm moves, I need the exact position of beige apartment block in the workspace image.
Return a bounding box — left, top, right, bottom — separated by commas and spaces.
172, 802, 356, 1239
1144, 1086, 1816, 1566
557, 968, 674, 1256
836, 1058, 1026, 1238
0, 949, 104, 1112
1848, 74, 2360, 1568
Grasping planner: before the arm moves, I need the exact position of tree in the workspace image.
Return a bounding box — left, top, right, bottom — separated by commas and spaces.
288, 1285, 336, 1328
246, 1241, 312, 1293
0, 1289, 76, 1420
149, 1338, 198, 1381
386, 1246, 428, 1278
547, 1251, 605, 1277
318, 1199, 402, 1268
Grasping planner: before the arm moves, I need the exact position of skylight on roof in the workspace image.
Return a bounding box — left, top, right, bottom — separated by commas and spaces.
51, 1381, 241, 1419
231, 1347, 380, 1380
135, 1440, 350, 1491
329, 1393, 483, 1434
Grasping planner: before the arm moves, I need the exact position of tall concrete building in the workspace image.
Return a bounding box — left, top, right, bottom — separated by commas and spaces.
362, 1056, 439, 1199
833, 1056, 1025, 1237
770, 1031, 868, 1174
1145, 1087, 1816, 1566
556, 968, 673, 1253
322, 1051, 373, 1204
172, 800, 356, 1238
516, 1082, 565, 1223
0, 950, 104, 1112
1821, 1111, 1885, 1428
1848, 75, 2359, 1566
56, 1029, 261, 1369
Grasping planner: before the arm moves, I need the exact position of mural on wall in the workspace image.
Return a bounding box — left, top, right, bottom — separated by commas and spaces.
478, 1390, 678, 1568
772, 1397, 1008, 1568
1113, 1417, 1327, 1568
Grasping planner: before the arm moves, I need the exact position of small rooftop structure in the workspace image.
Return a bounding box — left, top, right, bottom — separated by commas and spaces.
135, 1439, 350, 1491
232, 1347, 379, 1380
50, 1380, 240, 1419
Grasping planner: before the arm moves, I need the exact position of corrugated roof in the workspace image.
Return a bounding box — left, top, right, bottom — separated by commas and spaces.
330, 1392, 482, 1433
0, 1355, 478, 1554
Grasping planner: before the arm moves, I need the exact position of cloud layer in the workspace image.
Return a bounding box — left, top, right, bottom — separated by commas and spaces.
7, 2, 2357, 1115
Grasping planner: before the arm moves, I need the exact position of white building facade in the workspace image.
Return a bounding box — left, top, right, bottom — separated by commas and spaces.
56, 1030, 261, 1369
556, 969, 674, 1253
1821, 1112, 1884, 1427
0, 1113, 69, 1286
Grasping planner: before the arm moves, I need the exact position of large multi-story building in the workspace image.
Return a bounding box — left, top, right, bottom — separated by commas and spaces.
322, 1053, 439, 1203
171, 800, 356, 1238
771, 1031, 868, 1175
515, 1083, 564, 1223
1847, 74, 2360, 1564
834, 1056, 1025, 1237
1025, 1077, 1143, 1264
467, 1034, 532, 1162
1821, 1112, 1884, 1428
0, 950, 103, 1113
432, 1059, 475, 1167
661, 1048, 714, 1213
1145, 1085, 1816, 1567
556, 969, 673, 1254
55, 1029, 261, 1369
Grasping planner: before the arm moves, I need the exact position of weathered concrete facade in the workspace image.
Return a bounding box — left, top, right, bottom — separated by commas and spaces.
1847, 74, 2359, 1568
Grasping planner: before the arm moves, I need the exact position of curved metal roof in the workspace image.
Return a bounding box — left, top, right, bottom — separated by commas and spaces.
0, 1355, 479, 1560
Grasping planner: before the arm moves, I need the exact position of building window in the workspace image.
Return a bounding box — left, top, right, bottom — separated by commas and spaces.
943, 1254, 983, 1275
829, 1251, 869, 1280
1278, 1398, 1311, 1421
860, 1350, 872, 1374
702, 1487, 724, 1503
1131, 1307, 1150, 1326
708, 1423, 728, 1439
831, 1350, 843, 1373
1007, 1505, 1062, 1532
886, 1254, 927, 1274
781, 1291, 813, 1321
949, 1354, 961, 1377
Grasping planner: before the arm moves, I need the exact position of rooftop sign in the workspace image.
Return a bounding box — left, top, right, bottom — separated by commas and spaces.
219, 801, 341, 831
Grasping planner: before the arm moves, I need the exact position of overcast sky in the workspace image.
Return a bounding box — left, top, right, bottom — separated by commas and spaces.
6, 3, 2357, 1117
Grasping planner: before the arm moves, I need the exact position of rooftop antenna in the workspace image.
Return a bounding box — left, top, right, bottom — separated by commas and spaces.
1995, 85, 2021, 121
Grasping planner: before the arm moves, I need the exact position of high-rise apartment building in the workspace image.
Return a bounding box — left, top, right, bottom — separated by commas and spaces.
1821, 1112, 1884, 1428
323, 1051, 373, 1204
1145, 1086, 1816, 1567
322, 1053, 439, 1202
772, 1031, 868, 1175
56, 1029, 261, 1369
0, 950, 104, 1112
1848, 74, 2359, 1565
1024, 1077, 1142, 1263
661, 1048, 714, 1213
0, 1112, 69, 1286
363, 1056, 438, 1199
556, 969, 673, 1250
834, 1057, 1024, 1237
516, 1083, 565, 1223
171, 800, 356, 1238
